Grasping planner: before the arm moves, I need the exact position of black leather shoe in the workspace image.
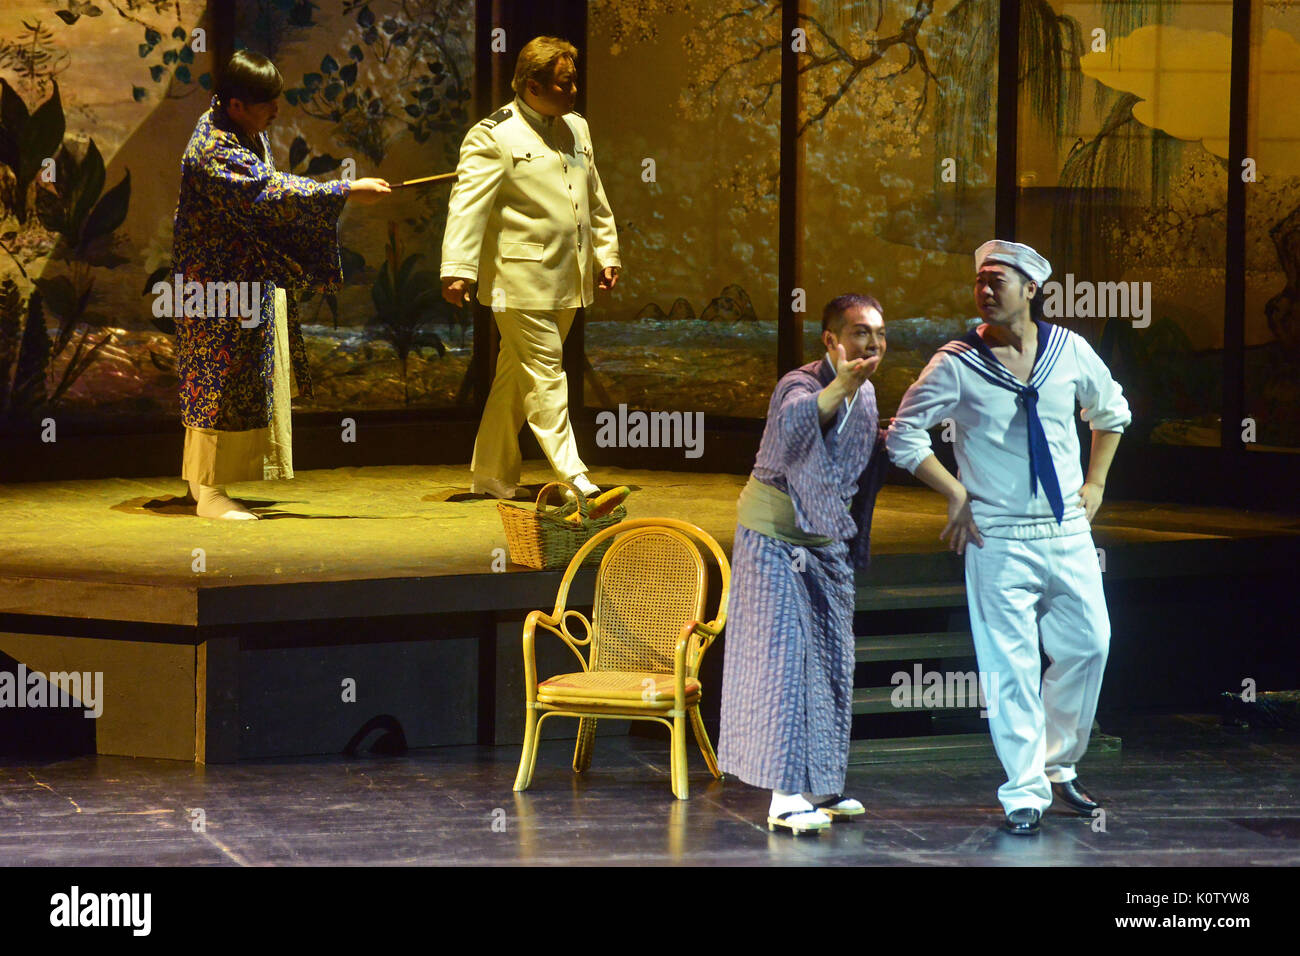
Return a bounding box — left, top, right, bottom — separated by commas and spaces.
1003, 808, 1041, 834
1051, 780, 1101, 815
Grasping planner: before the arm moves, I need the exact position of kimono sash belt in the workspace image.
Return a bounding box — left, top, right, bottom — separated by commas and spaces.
736, 475, 835, 548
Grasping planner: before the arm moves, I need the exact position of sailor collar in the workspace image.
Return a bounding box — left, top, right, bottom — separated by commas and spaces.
938, 318, 1069, 522
939, 318, 1067, 393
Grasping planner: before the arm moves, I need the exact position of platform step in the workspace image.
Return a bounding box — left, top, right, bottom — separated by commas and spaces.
855, 632, 975, 662
847, 732, 1123, 765
852, 685, 985, 715
855, 583, 967, 611
848, 733, 993, 764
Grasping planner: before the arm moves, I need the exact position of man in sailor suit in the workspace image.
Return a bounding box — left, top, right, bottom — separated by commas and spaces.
441, 36, 620, 501
885, 240, 1131, 835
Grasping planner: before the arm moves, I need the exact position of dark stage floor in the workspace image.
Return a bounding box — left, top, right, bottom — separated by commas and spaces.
2, 713, 1296, 866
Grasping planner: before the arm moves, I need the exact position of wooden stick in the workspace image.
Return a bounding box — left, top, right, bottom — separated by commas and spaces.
391, 172, 458, 188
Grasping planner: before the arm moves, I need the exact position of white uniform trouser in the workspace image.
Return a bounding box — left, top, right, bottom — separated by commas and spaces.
964, 530, 1110, 814
471, 306, 586, 485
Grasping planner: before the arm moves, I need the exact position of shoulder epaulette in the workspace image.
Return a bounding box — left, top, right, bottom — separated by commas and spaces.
479, 107, 512, 129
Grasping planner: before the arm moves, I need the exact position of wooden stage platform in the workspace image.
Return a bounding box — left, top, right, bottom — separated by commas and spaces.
2, 463, 1298, 765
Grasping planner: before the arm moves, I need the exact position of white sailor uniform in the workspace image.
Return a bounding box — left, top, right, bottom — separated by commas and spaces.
885, 320, 1131, 814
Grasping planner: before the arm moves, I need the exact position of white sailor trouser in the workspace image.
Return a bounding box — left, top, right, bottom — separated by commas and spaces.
964, 530, 1110, 814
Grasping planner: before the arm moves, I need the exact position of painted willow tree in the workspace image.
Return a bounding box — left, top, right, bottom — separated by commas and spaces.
592, 1, 1300, 440
591, 0, 1198, 325
594, 0, 1173, 224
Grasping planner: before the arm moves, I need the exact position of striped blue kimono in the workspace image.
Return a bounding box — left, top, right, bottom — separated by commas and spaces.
718, 357, 888, 794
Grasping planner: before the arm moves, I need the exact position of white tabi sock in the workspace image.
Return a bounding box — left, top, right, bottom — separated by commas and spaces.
190, 480, 259, 520
804, 792, 863, 812
769, 790, 815, 817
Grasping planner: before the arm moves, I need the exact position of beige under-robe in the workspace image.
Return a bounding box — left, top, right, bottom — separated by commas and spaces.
181, 287, 294, 485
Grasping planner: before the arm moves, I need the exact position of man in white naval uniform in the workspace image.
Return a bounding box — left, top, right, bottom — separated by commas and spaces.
885, 240, 1131, 835
441, 36, 620, 500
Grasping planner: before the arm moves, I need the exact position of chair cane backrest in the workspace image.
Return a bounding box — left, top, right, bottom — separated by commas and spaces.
588, 526, 707, 674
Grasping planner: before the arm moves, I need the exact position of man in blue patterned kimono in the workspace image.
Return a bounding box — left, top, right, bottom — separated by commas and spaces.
172, 51, 390, 519
719, 294, 889, 834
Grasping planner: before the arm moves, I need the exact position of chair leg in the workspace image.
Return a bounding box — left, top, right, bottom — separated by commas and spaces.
573, 716, 597, 772
689, 706, 721, 779
671, 711, 689, 799
514, 705, 540, 791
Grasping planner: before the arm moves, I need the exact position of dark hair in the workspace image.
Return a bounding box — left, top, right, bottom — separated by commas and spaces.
1001, 265, 1046, 320
822, 293, 884, 334
215, 50, 283, 107
1029, 284, 1045, 320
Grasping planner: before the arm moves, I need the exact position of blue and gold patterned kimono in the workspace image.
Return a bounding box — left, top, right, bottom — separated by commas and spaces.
172, 95, 349, 441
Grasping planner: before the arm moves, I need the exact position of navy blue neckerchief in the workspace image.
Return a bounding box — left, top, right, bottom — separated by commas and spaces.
938, 319, 1069, 523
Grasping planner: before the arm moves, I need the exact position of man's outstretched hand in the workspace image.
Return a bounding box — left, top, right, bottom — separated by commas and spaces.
830, 342, 871, 393
348, 177, 391, 204
816, 342, 871, 425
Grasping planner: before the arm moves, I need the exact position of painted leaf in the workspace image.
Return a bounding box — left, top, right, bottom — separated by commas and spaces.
33, 276, 78, 320
289, 135, 308, 170
304, 154, 341, 175
70, 139, 107, 237
19, 83, 66, 189
141, 264, 171, 296
81, 169, 130, 245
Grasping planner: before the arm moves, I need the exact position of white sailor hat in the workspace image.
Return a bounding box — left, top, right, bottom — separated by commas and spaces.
974, 239, 1051, 285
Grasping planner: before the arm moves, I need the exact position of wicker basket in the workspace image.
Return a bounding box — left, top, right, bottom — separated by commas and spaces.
497, 481, 628, 570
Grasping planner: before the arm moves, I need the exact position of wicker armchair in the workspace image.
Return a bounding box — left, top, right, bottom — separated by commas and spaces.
513, 518, 730, 799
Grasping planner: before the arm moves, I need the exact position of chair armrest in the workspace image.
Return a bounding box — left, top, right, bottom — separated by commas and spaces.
675, 618, 724, 677
522, 609, 593, 700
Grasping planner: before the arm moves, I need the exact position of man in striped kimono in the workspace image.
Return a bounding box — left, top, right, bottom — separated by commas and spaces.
719, 294, 889, 834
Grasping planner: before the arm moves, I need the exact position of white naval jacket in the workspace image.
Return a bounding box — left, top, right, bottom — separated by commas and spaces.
885, 321, 1132, 537
440, 97, 620, 310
